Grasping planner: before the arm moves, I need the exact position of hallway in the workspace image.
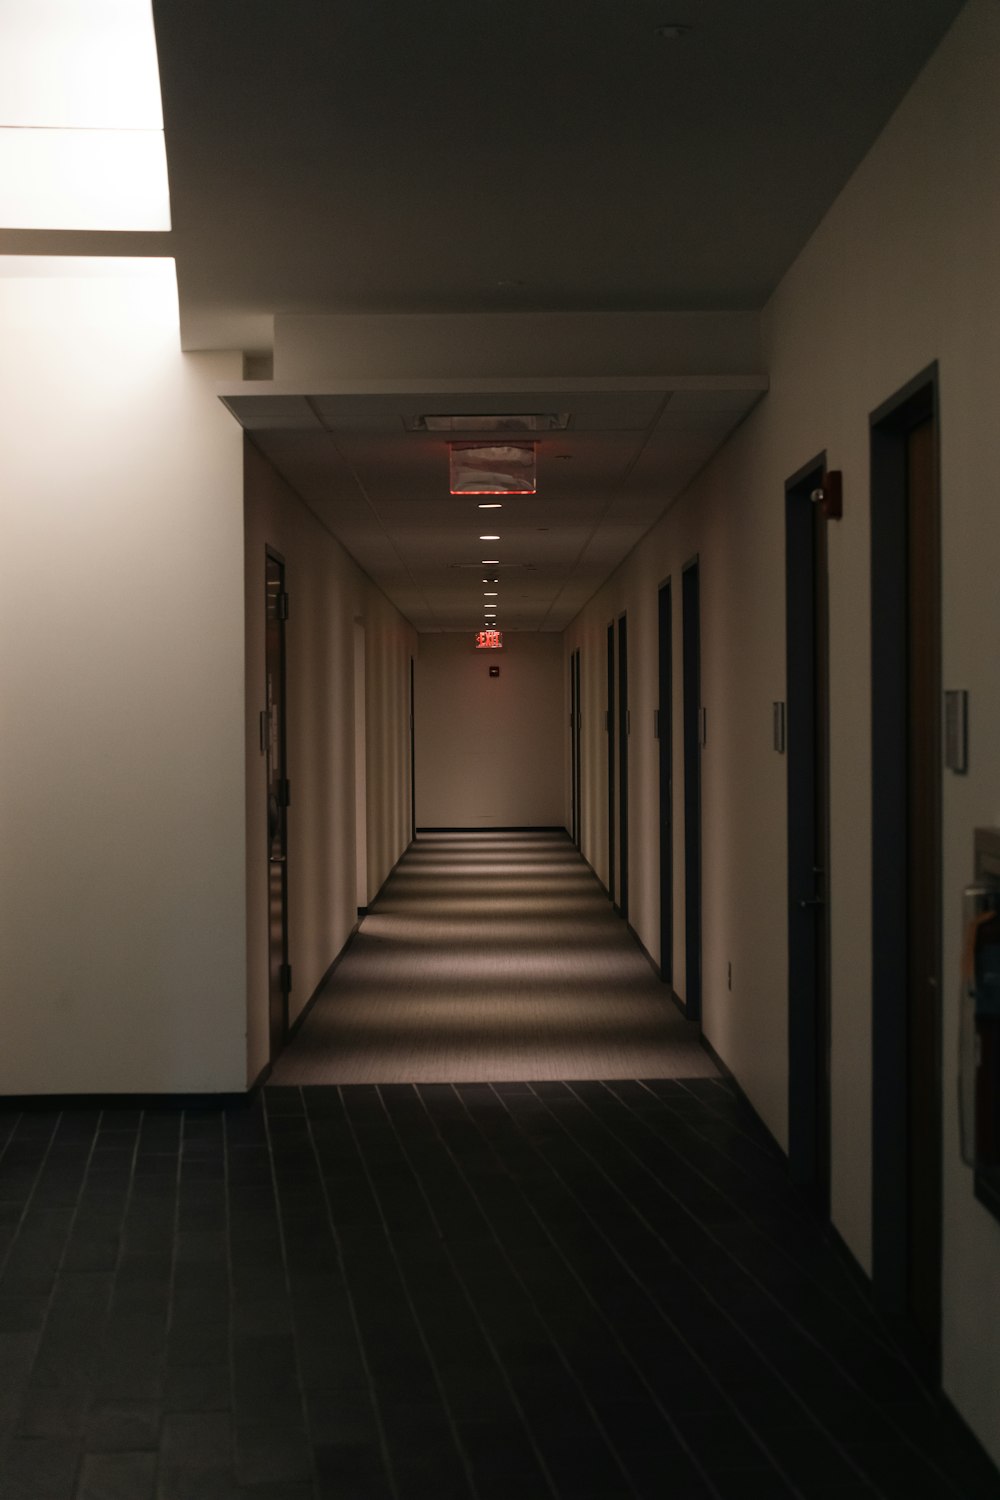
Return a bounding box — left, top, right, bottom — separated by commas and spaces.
271, 833, 714, 1085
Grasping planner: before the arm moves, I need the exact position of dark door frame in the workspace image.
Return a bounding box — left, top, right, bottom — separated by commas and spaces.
658, 580, 673, 987
617, 613, 629, 920
870, 362, 942, 1370
607, 622, 615, 902
265, 545, 289, 1060
409, 655, 416, 842
682, 558, 702, 1025
569, 654, 577, 842
573, 649, 582, 847
786, 453, 831, 1211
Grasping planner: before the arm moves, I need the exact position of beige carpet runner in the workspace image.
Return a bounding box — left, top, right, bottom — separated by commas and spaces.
271, 831, 717, 1084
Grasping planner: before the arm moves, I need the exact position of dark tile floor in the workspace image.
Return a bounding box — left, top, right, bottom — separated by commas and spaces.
0, 1080, 997, 1500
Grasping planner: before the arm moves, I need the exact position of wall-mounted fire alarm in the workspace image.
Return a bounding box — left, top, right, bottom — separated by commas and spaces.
489, 665, 500, 678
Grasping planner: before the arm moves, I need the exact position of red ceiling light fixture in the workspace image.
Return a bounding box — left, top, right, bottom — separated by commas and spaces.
450, 442, 536, 495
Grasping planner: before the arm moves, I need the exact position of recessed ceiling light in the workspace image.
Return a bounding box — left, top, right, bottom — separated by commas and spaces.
484, 591, 498, 596
479, 535, 500, 541
479, 502, 502, 509
482, 558, 499, 564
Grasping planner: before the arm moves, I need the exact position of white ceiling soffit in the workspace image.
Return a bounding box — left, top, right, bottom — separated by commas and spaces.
130, 0, 967, 352
220, 372, 766, 632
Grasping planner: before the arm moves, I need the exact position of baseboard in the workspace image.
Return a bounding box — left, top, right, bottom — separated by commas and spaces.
827, 1219, 874, 1301
248, 1058, 271, 1092
939, 1392, 1000, 1483
2, 857, 405, 1111
697, 1034, 956, 1397
285, 925, 361, 1045
415, 825, 569, 833
627, 921, 660, 978
697, 1031, 787, 1159
578, 846, 614, 904
281, 842, 412, 1051
0, 1090, 256, 1111
372, 839, 412, 898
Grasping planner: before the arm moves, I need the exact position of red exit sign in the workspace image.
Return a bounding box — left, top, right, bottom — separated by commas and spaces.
474, 630, 503, 650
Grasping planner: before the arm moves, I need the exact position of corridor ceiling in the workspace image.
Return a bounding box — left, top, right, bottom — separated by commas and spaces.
0, 0, 964, 632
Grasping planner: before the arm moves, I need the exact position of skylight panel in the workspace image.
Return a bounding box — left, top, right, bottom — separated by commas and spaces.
0, 0, 171, 230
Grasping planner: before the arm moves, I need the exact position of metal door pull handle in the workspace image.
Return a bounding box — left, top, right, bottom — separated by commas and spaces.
799, 897, 824, 908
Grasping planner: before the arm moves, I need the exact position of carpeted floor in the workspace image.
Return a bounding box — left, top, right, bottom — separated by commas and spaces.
270, 832, 717, 1085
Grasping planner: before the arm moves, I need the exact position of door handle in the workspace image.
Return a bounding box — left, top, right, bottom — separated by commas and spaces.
799, 896, 824, 908
269, 854, 286, 865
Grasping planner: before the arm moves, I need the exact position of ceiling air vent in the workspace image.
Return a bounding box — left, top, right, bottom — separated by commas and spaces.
404, 413, 570, 433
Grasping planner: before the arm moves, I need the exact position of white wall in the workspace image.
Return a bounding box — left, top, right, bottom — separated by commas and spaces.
274, 310, 761, 381
565, 0, 1000, 1463
415, 633, 564, 828
0, 263, 248, 1093
243, 443, 416, 1083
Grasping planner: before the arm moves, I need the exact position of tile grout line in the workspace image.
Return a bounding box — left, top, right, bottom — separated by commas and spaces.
515, 1082, 834, 1496
668, 1077, 907, 1349
529, 1081, 881, 1497
80, 1109, 146, 1493
14, 1109, 105, 1500
418, 1082, 643, 1499
644, 1079, 796, 1183
457, 1082, 736, 1500
592, 1084, 942, 1439
372, 1083, 563, 1500
334, 1088, 483, 1499
222, 1107, 257, 1498
295, 1087, 401, 1500
0, 1110, 61, 1287
155, 1108, 187, 1500
596, 1080, 965, 1497
628, 1080, 903, 1359
261, 1087, 345, 1500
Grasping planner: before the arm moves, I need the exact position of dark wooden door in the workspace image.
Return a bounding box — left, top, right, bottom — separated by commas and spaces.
682, 561, 702, 1024
870, 368, 941, 1371
265, 551, 290, 1060
618, 614, 629, 919
786, 462, 831, 1211
607, 623, 615, 901
410, 656, 416, 841
570, 655, 578, 843
658, 582, 673, 985
906, 415, 941, 1352
573, 649, 582, 846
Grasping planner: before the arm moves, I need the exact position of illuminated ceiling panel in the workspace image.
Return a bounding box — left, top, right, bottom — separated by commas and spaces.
0, 0, 170, 230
